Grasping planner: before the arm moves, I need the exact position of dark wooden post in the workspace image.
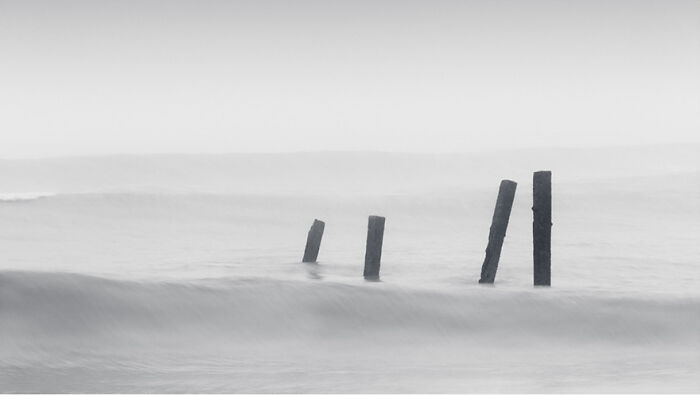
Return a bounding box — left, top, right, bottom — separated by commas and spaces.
302, 219, 325, 263
363, 215, 385, 279
479, 180, 517, 284
533, 171, 552, 286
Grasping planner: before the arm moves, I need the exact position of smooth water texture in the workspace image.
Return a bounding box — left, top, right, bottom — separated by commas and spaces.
1, 147, 699, 392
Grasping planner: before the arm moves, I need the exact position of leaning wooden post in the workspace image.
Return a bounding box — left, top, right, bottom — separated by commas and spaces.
302, 219, 325, 263
479, 180, 517, 284
363, 215, 385, 279
533, 171, 552, 286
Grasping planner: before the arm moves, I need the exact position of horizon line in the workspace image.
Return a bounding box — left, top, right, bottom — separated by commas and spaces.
1, 141, 698, 161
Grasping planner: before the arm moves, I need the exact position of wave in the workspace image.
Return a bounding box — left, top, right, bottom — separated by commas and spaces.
2, 271, 699, 392
1, 271, 698, 347
0, 192, 56, 202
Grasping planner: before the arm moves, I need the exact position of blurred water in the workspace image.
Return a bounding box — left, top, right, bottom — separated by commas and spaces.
0, 174, 698, 296
0, 150, 698, 392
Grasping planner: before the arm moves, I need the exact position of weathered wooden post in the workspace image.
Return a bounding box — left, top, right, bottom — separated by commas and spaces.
479, 180, 517, 284
533, 171, 552, 286
302, 219, 325, 263
363, 215, 385, 279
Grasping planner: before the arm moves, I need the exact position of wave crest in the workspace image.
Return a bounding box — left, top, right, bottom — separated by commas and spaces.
0, 192, 56, 202
1, 271, 698, 346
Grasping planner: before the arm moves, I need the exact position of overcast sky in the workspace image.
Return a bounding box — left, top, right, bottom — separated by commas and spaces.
1, 0, 698, 158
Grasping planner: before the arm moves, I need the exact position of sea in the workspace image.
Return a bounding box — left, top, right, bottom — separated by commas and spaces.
1, 146, 698, 392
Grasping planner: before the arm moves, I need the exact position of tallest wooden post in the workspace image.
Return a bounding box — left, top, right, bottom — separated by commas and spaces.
533, 171, 552, 286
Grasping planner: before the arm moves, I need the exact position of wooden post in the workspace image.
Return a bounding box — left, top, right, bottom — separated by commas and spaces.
533, 171, 552, 286
479, 180, 517, 284
302, 219, 325, 263
363, 215, 385, 279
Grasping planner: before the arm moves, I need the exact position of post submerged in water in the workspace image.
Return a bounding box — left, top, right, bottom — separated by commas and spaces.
479, 179, 517, 284
363, 215, 385, 280
533, 170, 552, 286
302, 219, 325, 263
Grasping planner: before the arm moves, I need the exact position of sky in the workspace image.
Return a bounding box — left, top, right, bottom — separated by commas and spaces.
0, 0, 699, 158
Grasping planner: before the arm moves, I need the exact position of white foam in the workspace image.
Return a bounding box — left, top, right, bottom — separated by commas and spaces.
0, 192, 56, 202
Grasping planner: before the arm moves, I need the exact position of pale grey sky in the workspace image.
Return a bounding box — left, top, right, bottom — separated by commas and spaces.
1, 0, 699, 158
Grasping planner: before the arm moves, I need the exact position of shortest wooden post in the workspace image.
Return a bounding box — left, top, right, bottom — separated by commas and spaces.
302, 219, 325, 263
364, 215, 385, 279
533, 171, 552, 286
479, 180, 517, 284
